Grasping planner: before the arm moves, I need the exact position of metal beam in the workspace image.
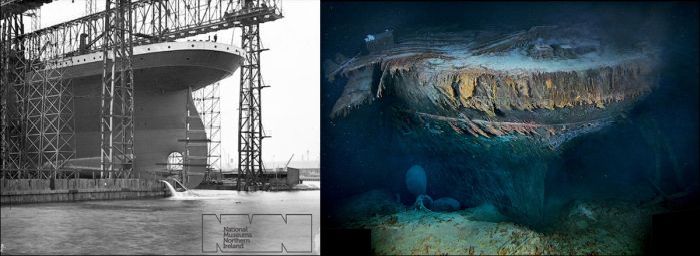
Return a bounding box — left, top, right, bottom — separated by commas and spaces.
3, 0, 283, 185
18, 0, 282, 62
2, 8, 75, 176
100, 0, 135, 178
193, 82, 221, 183
237, 21, 269, 191
1, 12, 26, 172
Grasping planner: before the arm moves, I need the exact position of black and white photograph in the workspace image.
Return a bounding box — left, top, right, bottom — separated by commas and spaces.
1, 0, 319, 254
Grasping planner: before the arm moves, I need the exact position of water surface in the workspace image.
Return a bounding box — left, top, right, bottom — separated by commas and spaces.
1, 188, 320, 255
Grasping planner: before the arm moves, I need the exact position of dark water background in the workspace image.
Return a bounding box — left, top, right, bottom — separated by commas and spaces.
321, 1, 699, 228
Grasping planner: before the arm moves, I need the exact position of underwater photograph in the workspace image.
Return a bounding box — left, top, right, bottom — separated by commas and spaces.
321, 1, 699, 255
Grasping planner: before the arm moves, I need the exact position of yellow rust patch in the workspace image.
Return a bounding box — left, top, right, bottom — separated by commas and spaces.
595, 100, 606, 109
436, 79, 457, 106
457, 73, 476, 100
419, 61, 650, 116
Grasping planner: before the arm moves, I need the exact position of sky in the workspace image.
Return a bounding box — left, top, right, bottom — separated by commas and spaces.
33, 0, 320, 169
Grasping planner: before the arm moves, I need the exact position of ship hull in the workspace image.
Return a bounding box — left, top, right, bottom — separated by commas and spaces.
14, 42, 243, 188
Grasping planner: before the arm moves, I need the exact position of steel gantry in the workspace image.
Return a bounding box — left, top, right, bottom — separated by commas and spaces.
1, 9, 27, 172
17, 0, 283, 62
99, 0, 135, 178
237, 21, 267, 191
2, 5, 75, 178
2, 0, 282, 186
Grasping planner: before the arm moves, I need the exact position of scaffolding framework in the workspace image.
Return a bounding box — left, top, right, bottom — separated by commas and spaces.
99, 0, 135, 178
1, 11, 26, 171
23, 58, 74, 170
180, 86, 209, 184
2, 0, 283, 186
2, 8, 75, 178
24, 7, 74, 170
85, 0, 97, 16
193, 82, 222, 182
18, 0, 284, 62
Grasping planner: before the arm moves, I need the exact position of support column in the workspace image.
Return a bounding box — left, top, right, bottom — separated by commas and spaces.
100, 0, 135, 179
237, 24, 269, 191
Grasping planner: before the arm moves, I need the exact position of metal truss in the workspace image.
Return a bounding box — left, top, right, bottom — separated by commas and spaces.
1, 12, 26, 171
18, 0, 283, 62
0, 63, 6, 170
3, 0, 282, 184
237, 22, 269, 191
193, 82, 221, 182
85, 0, 97, 16
24, 58, 74, 170
234, 0, 282, 191
5, 47, 29, 171
24, 7, 74, 171
2, 8, 75, 176
100, 0, 135, 178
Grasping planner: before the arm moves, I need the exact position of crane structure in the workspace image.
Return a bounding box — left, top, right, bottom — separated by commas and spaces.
2, 5, 75, 178
1, 0, 283, 185
99, 0, 135, 178
12, 0, 283, 61
237, 8, 277, 191
1, 7, 28, 173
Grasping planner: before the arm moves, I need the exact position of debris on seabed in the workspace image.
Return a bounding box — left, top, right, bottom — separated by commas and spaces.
341, 196, 663, 255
